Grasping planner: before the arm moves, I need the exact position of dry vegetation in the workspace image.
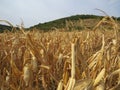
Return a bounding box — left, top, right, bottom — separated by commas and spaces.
0, 16, 120, 90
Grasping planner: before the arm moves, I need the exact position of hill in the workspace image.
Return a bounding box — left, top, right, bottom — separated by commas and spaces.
0, 24, 12, 33
29, 15, 120, 31
0, 15, 120, 32
29, 15, 104, 31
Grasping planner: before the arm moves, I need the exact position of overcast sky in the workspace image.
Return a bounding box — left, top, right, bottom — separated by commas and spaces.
0, 0, 120, 27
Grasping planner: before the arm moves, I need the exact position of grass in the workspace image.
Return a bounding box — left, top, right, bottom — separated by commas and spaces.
0, 16, 120, 90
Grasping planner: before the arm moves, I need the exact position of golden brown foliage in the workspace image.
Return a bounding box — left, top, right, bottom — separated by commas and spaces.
0, 17, 120, 90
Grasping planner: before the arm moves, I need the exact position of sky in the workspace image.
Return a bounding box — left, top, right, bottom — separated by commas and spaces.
0, 0, 120, 27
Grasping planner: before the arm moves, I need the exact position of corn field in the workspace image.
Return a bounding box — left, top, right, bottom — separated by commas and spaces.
0, 16, 120, 90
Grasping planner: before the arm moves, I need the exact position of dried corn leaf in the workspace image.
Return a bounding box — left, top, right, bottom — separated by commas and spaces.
74, 79, 93, 90
93, 68, 105, 86
57, 80, 64, 90
65, 78, 75, 90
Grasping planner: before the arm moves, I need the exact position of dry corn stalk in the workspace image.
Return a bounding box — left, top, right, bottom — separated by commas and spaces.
93, 68, 105, 86
23, 64, 32, 87
62, 60, 70, 85
65, 43, 76, 90
10, 51, 22, 76
71, 43, 76, 79
65, 78, 75, 90
30, 50, 38, 73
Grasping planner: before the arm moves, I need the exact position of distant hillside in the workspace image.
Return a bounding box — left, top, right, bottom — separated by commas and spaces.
0, 15, 120, 33
0, 24, 12, 33
29, 15, 120, 31
29, 15, 104, 31
0, 24, 21, 33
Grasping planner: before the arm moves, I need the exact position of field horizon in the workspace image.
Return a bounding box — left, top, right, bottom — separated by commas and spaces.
0, 14, 120, 33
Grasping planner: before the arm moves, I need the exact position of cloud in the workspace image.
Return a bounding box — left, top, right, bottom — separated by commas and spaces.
109, 0, 120, 4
